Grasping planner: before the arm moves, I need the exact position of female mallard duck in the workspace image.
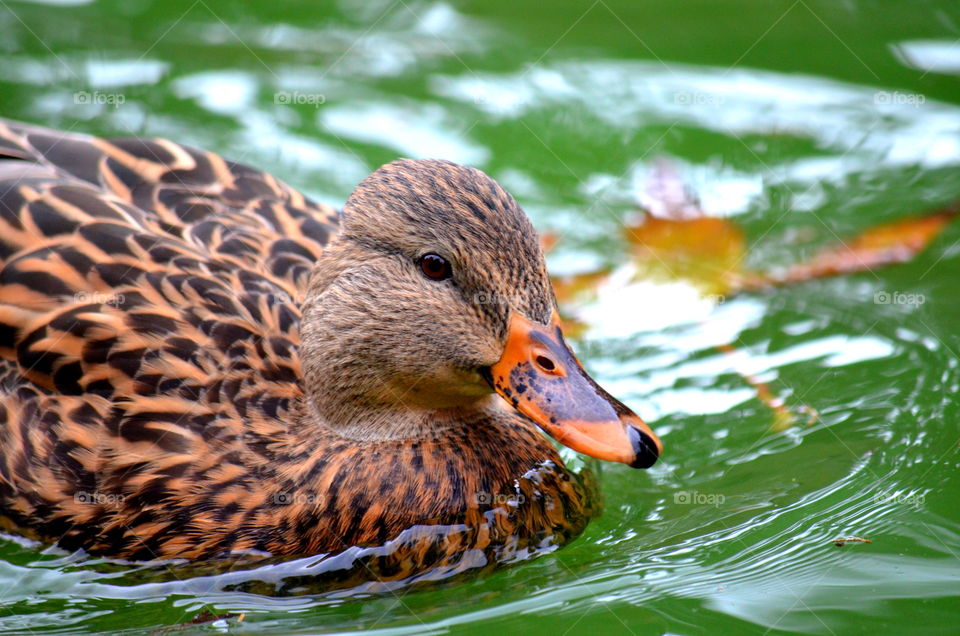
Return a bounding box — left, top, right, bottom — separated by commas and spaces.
0, 118, 661, 565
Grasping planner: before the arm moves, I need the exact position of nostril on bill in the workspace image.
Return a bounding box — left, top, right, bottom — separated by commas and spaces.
535, 355, 557, 373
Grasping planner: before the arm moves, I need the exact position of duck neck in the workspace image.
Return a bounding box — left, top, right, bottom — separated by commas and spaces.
300, 388, 496, 443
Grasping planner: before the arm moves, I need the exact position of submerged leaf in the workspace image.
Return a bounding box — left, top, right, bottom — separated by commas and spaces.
742, 205, 959, 290
625, 216, 746, 296
623, 158, 748, 296
546, 159, 955, 430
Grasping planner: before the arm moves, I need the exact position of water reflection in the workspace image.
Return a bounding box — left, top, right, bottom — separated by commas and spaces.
434, 60, 960, 175
0, 0, 958, 632
892, 39, 960, 75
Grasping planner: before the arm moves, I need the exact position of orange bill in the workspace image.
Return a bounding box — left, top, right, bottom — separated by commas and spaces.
486, 313, 662, 468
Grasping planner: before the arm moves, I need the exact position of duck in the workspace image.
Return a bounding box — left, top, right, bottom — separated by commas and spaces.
0, 118, 661, 566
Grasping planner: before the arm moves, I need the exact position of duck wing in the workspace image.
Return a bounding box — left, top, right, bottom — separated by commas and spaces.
0, 119, 338, 558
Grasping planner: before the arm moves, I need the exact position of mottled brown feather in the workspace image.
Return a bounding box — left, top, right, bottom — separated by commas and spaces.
0, 119, 591, 570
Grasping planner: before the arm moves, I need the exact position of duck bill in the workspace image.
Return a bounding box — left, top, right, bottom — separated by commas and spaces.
487, 313, 662, 469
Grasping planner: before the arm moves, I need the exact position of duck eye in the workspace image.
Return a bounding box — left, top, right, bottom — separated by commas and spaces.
419, 253, 452, 281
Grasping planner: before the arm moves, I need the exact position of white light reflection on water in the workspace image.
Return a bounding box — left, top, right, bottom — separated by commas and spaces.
434, 60, 960, 177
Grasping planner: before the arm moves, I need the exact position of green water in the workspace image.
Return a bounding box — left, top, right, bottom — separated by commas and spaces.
1, 0, 959, 633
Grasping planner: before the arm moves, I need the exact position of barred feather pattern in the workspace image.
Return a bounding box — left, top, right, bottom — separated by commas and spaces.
0, 119, 333, 557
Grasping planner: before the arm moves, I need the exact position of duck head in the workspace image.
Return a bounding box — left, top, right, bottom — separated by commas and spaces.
300, 159, 661, 469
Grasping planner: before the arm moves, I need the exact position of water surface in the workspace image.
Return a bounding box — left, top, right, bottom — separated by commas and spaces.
0, 0, 959, 633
